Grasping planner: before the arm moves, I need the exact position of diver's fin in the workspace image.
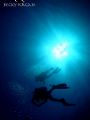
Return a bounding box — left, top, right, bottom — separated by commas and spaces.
60, 99, 75, 106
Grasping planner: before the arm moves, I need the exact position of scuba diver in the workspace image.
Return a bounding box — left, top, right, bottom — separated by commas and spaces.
32, 83, 75, 107
35, 67, 61, 83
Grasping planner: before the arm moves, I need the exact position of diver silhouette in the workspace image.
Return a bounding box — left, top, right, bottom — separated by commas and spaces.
35, 67, 61, 83
32, 83, 75, 107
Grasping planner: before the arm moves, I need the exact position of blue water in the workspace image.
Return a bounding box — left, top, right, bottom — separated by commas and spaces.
1, 0, 90, 120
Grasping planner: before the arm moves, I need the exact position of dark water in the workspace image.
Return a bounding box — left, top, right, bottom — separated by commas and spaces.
1, 0, 90, 120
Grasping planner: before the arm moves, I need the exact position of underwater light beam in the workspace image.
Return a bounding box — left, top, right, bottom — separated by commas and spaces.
53, 42, 68, 59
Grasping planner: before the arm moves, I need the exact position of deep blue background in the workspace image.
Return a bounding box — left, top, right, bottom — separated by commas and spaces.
0, 0, 90, 120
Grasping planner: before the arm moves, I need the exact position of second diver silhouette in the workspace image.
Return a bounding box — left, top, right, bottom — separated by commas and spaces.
35, 67, 61, 83
32, 83, 75, 107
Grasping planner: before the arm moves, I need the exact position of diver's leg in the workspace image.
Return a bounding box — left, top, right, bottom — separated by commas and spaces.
46, 67, 61, 79
52, 67, 61, 74
53, 84, 70, 89
46, 68, 59, 77
58, 98, 75, 106
49, 95, 75, 106
48, 84, 69, 93
45, 68, 54, 75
